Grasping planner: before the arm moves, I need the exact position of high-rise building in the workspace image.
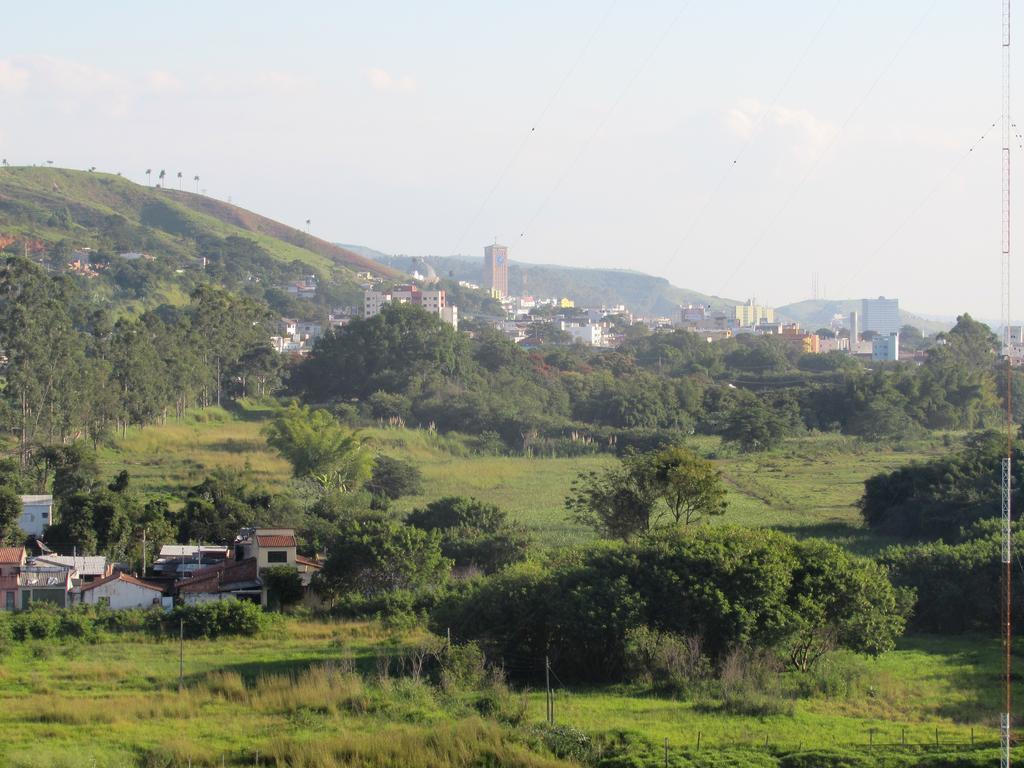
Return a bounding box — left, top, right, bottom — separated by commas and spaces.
734, 299, 774, 327
862, 296, 900, 336
483, 244, 509, 298
848, 311, 860, 342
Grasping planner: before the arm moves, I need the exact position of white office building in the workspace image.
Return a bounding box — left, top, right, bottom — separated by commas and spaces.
862, 297, 900, 336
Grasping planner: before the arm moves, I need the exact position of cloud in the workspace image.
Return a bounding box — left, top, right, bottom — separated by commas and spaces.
145, 70, 183, 93
725, 99, 833, 162
0, 59, 30, 93
367, 67, 415, 92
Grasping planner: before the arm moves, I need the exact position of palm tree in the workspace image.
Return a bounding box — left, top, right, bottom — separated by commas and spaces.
88, 166, 96, 172
193, 174, 200, 193
177, 171, 183, 190
45, 160, 53, 167
146, 168, 152, 185
1, 159, 7, 168
305, 219, 311, 233
158, 169, 166, 187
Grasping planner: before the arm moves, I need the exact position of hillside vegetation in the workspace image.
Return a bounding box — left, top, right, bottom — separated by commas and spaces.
0, 166, 396, 314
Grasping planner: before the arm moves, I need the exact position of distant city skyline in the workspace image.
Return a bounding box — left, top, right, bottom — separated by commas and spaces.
0, 1, 1011, 316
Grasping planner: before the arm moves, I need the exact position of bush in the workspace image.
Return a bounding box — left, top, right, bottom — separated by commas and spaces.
164, 600, 269, 639
624, 626, 711, 694
10, 605, 60, 640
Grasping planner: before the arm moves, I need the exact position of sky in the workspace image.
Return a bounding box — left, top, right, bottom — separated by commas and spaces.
0, 1, 1013, 317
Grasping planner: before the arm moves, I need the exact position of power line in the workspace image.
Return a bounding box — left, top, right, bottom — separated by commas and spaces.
717, 0, 939, 297
516, 0, 694, 243
835, 116, 1000, 295
449, 0, 619, 257
662, 0, 843, 273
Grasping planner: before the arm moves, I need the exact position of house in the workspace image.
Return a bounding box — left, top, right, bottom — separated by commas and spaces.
79, 572, 171, 610
19, 495, 54, 537
31, 555, 111, 585
150, 544, 230, 584
0, 547, 26, 611
18, 564, 74, 608
175, 528, 321, 607
176, 557, 261, 605
234, 527, 297, 569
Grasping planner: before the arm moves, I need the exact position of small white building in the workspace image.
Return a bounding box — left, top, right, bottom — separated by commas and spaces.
79, 572, 170, 610
561, 322, 603, 347
19, 495, 54, 537
872, 332, 900, 362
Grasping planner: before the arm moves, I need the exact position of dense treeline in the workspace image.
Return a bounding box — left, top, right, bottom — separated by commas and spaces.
0, 256, 281, 465
294, 305, 1003, 453
859, 431, 1022, 539
432, 527, 908, 682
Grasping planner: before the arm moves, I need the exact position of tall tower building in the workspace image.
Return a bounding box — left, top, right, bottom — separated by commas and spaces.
483, 243, 509, 298
862, 296, 900, 335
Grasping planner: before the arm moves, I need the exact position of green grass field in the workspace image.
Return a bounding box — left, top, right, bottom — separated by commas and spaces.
97, 405, 954, 551
0, 620, 1008, 767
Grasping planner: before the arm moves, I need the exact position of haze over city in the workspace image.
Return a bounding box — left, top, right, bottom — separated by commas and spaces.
0, 0, 1008, 316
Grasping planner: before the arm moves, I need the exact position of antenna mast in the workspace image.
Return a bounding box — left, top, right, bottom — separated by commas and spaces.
1002, 2, 1014, 768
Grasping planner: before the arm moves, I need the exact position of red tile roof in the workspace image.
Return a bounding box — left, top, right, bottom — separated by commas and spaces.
80, 572, 166, 593
256, 535, 296, 548
295, 554, 323, 569
176, 557, 259, 593
0, 547, 26, 564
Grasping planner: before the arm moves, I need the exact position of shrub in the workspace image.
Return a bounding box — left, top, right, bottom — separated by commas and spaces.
624, 626, 711, 694
164, 600, 269, 639
10, 605, 59, 640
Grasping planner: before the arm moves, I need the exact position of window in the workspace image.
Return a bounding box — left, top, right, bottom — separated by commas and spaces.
5, 592, 13, 610
267, 550, 288, 564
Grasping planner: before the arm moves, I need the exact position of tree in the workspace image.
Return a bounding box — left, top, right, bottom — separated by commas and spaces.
407, 496, 530, 573
263, 565, 304, 611
176, 171, 183, 190
158, 169, 166, 187
177, 469, 273, 543
295, 303, 473, 401
315, 519, 451, 599
145, 168, 152, 186
719, 391, 789, 452
366, 455, 423, 500
785, 540, 908, 671
193, 174, 200, 193
263, 404, 373, 491
0, 486, 25, 545
565, 454, 660, 541
650, 446, 727, 526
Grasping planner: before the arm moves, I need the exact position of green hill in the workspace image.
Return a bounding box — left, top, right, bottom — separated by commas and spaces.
0, 166, 397, 313
369, 252, 737, 316
775, 299, 952, 336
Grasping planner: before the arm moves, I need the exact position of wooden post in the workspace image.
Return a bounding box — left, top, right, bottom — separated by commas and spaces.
696, 731, 702, 751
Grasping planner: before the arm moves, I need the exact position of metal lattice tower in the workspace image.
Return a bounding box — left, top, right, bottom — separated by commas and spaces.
1002, 3, 1014, 768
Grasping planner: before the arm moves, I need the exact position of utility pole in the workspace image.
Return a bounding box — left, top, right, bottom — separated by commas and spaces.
545, 655, 552, 725
178, 618, 185, 692
141, 527, 147, 577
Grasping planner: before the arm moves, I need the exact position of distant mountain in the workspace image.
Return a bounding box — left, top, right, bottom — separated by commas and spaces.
775, 299, 952, 336
362, 251, 737, 316
0, 166, 398, 311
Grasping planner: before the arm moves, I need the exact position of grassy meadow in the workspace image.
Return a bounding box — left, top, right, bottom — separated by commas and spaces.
0, 619, 1008, 767
96, 403, 954, 551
